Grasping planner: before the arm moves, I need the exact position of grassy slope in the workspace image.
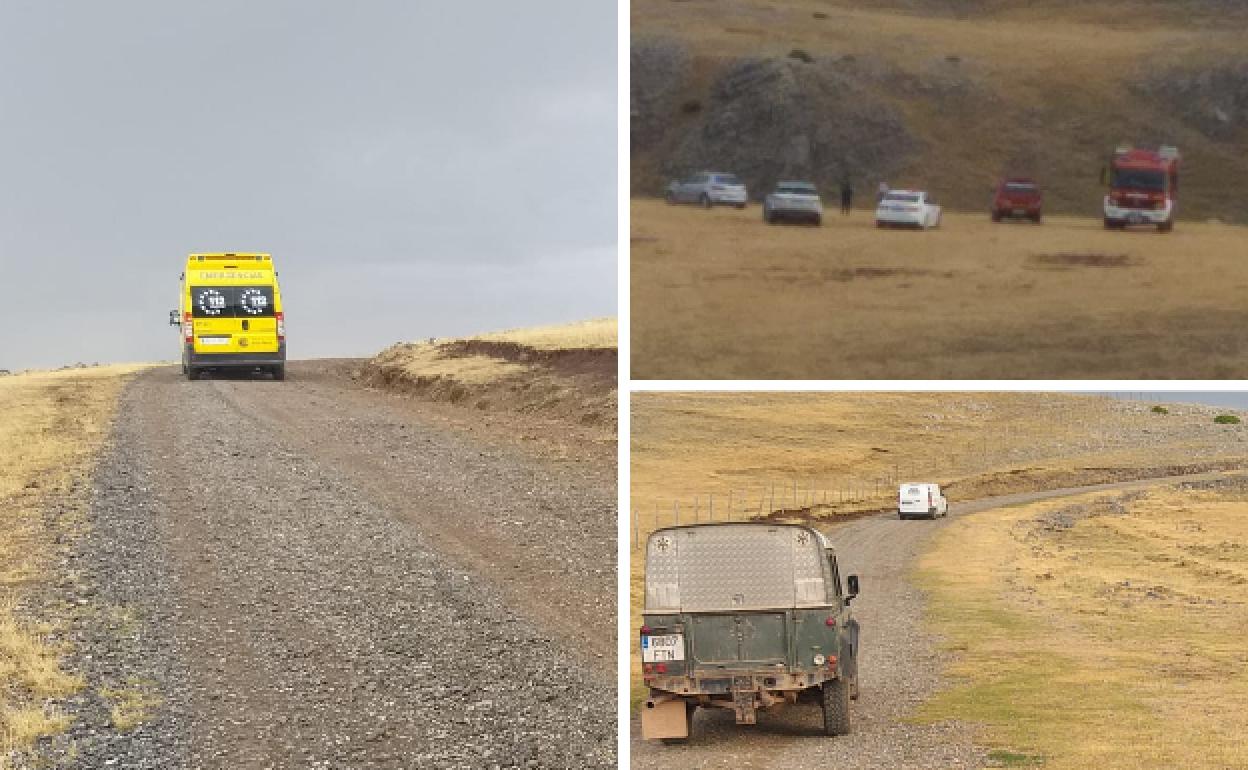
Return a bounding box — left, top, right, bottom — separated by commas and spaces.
916, 482, 1248, 768
0, 366, 145, 757
365, 318, 618, 429
630, 200, 1248, 378
628, 391, 1248, 703
632, 0, 1248, 221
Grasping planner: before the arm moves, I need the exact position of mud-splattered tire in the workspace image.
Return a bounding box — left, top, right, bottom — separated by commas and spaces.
821, 677, 851, 736
699, 194, 712, 209
186, 366, 200, 381
272, 365, 286, 381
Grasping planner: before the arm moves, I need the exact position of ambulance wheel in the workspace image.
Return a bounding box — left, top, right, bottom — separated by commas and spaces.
272, 365, 286, 381
186, 366, 200, 381
821, 677, 851, 736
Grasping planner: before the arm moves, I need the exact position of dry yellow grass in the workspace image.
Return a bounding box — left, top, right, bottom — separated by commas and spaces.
470, 317, 617, 351
631, 200, 1248, 378
916, 481, 1248, 768
374, 317, 617, 385
370, 345, 531, 385
0, 365, 147, 755
99, 678, 161, 731
628, 391, 1248, 704
632, 0, 1244, 79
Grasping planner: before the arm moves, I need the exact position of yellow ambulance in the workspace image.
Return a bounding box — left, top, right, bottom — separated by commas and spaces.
169, 253, 286, 380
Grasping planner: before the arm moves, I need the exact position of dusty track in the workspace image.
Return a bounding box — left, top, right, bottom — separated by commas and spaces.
630, 470, 1231, 768
50, 362, 616, 768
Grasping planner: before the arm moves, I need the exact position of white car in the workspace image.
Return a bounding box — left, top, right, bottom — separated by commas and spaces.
875, 190, 942, 229
898, 483, 948, 520
763, 181, 823, 225
665, 171, 748, 208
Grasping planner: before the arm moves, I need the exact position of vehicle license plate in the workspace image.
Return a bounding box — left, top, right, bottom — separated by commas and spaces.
641, 634, 685, 662
1128, 212, 1144, 223
1013, 208, 1025, 216
198, 336, 231, 346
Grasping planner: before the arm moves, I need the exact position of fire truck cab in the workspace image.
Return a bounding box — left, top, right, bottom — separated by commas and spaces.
1103, 145, 1179, 232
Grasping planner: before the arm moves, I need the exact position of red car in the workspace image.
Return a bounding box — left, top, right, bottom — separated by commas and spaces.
991, 178, 1042, 223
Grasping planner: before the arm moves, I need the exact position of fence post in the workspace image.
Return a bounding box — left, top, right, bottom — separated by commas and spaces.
709, 493, 715, 521
674, 501, 680, 526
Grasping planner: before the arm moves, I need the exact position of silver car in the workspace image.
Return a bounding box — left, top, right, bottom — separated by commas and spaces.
764, 180, 823, 225
665, 171, 748, 208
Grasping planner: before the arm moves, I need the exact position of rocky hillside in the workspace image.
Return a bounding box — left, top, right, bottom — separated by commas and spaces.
632, 1, 1248, 221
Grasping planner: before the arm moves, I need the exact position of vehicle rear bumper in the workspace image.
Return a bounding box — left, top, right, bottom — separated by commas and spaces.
875, 211, 925, 226
1104, 201, 1171, 224
645, 669, 837, 729
645, 669, 831, 697
769, 205, 822, 218
710, 191, 748, 205
185, 344, 286, 368
995, 205, 1041, 216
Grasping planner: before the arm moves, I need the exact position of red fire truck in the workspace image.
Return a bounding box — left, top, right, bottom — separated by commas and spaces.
1102, 145, 1180, 232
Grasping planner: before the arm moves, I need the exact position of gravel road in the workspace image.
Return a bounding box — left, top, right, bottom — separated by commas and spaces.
40, 362, 616, 769
629, 471, 1228, 769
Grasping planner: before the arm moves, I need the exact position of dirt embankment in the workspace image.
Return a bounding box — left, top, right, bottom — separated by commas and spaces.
360, 335, 617, 431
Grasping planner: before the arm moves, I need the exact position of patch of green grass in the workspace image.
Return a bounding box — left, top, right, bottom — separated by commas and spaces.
1214, 414, 1240, 424
1151, 405, 1168, 414
988, 748, 1046, 766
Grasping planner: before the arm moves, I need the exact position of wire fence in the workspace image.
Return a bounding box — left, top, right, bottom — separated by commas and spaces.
629, 393, 1248, 550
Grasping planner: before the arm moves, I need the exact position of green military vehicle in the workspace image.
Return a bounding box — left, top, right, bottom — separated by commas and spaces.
639, 522, 861, 742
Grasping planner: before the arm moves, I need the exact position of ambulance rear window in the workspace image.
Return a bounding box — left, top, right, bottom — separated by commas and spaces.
190, 286, 275, 318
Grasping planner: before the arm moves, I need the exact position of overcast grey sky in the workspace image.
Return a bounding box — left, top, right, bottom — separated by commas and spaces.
0, 1, 616, 370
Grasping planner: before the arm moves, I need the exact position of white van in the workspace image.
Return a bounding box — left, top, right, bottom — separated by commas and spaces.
898, 483, 948, 520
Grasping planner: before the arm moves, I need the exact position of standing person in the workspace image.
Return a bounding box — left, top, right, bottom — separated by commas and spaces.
840, 179, 854, 215
877, 180, 889, 203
